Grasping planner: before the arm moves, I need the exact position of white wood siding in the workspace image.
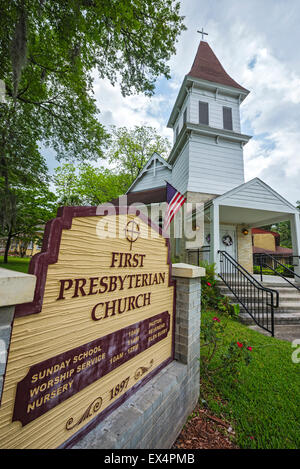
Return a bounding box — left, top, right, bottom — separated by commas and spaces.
187, 134, 244, 195
219, 180, 295, 213
173, 94, 190, 144
171, 141, 189, 194
130, 161, 172, 192
189, 89, 241, 133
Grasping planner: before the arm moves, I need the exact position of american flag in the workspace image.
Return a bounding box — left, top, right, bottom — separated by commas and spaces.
163, 182, 187, 231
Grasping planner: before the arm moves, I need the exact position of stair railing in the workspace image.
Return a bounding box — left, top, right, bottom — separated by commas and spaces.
218, 250, 278, 336
257, 253, 300, 292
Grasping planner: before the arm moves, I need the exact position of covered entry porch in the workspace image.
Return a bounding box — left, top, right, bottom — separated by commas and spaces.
204, 178, 300, 279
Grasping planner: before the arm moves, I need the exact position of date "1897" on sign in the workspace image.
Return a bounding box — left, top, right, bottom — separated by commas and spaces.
109, 376, 130, 400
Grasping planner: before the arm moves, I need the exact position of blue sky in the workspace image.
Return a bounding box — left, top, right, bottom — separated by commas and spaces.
45, 0, 300, 205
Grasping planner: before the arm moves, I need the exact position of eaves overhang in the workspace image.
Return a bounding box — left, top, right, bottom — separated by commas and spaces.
168, 122, 252, 165
167, 75, 250, 129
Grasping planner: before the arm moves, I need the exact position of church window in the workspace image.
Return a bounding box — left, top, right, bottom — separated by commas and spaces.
223, 106, 233, 130
199, 101, 209, 125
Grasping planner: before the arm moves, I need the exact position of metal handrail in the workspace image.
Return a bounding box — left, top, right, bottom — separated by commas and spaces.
186, 247, 210, 265
257, 253, 300, 292
218, 250, 278, 336
220, 251, 279, 299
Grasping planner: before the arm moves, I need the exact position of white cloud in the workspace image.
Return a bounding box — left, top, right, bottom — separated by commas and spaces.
93, 76, 172, 140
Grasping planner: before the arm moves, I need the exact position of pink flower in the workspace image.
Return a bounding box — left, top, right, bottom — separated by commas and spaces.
213, 317, 220, 323
237, 342, 243, 348
206, 282, 212, 287
247, 346, 252, 351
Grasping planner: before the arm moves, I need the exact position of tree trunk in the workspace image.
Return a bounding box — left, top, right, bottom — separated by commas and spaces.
3, 231, 12, 264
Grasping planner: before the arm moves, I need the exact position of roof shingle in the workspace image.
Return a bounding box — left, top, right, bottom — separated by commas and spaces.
188, 41, 248, 92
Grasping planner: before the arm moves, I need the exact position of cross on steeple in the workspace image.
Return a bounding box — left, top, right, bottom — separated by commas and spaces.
197, 27, 208, 40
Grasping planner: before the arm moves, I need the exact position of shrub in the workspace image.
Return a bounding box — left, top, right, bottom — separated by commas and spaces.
199, 261, 240, 319
200, 314, 252, 379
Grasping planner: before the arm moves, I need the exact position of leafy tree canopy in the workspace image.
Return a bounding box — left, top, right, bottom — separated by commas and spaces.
107, 125, 171, 182
0, 0, 185, 161
0, 2, 184, 260
53, 162, 131, 206
0, 183, 57, 262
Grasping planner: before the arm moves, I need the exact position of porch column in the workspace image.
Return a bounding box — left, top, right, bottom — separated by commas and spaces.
290, 213, 300, 283
209, 203, 220, 274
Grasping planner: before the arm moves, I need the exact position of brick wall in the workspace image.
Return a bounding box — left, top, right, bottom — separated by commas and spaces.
237, 225, 253, 273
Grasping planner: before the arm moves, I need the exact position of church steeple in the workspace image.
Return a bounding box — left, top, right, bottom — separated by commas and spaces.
188, 41, 248, 92
167, 40, 252, 200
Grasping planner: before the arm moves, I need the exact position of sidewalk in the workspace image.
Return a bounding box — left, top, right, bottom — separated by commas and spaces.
249, 324, 300, 342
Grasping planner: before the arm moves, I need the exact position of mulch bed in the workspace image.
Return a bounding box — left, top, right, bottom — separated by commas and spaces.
173, 404, 238, 449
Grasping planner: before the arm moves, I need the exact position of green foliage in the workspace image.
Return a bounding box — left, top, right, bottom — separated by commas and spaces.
171, 255, 180, 264
201, 314, 252, 380
0, 0, 185, 158
201, 310, 300, 449
107, 125, 172, 183
0, 183, 57, 262
253, 264, 294, 278
53, 123, 173, 205
53, 162, 132, 206
199, 260, 240, 319
261, 221, 292, 249
0, 2, 185, 254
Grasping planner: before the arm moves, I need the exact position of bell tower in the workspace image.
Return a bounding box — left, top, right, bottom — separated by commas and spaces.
167, 40, 252, 204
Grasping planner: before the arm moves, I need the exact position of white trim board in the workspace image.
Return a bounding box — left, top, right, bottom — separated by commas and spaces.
213, 178, 298, 213
126, 152, 172, 193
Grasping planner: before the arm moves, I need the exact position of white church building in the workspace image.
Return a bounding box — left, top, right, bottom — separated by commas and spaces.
124, 40, 300, 280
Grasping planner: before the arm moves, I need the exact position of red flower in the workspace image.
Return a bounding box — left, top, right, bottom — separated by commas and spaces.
237, 342, 243, 348
247, 346, 252, 351
213, 317, 220, 323
207, 282, 212, 287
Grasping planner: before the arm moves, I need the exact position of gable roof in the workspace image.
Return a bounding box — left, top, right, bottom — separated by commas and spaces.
126, 152, 172, 193
188, 41, 249, 93
211, 178, 298, 213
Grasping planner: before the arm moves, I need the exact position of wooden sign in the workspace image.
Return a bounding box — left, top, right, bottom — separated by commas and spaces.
0, 206, 175, 449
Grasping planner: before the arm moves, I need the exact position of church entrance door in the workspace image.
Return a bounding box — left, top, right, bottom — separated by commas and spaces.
219, 226, 236, 270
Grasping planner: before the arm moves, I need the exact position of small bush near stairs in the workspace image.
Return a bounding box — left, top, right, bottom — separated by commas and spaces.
199, 261, 240, 319
199, 261, 252, 379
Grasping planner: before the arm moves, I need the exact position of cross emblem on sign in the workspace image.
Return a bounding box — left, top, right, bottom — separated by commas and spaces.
125, 220, 140, 250
197, 27, 208, 40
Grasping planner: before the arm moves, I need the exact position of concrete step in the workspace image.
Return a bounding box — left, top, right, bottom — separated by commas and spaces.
239, 304, 300, 314
218, 290, 300, 307
216, 279, 300, 290
249, 324, 300, 342
239, 312, 300, 326
219, 290, 300, 314
218, 283, 300, 293
218, 287, 300, 299
217, 280, 300, 325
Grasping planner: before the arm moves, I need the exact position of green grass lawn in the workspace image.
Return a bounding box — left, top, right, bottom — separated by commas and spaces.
0, 256, 30, 273
200, 310, 300, 449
